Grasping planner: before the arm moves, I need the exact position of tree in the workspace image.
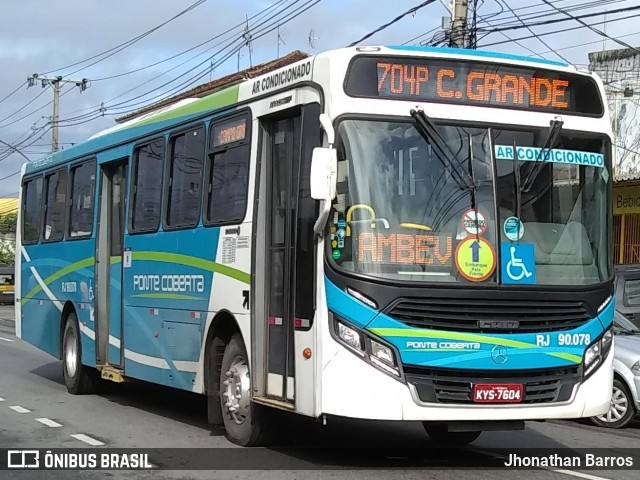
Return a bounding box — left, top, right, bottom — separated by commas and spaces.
0, 212, 17, 234
0, 213, 17, 265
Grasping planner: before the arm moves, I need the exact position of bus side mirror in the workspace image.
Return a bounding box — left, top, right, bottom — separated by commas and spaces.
310, 147, 337, 201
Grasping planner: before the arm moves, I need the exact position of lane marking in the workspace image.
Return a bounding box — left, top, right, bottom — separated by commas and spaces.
0, 397, 5, 402
552, 469, 612, 480
474, 449, 612, 480
0, 336, 13, 342
9, 405, 31, 414
71, 434, 105, 446
36, 417, 62, 428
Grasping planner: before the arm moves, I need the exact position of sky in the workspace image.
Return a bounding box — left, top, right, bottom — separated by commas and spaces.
1, 0, 639, 197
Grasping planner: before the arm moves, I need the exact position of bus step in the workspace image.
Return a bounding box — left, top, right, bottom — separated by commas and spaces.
98, 365, 127, 383
252, 396, 295, 411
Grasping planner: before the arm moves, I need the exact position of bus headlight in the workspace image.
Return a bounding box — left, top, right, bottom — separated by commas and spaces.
583, 327, 613, 380
331, 313, 403, 380
337, 321, 364, 354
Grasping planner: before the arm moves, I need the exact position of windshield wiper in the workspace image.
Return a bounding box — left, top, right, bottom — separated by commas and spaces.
513, 140, 523, 226
521, 117, 564, 193
410, 108, 475, 194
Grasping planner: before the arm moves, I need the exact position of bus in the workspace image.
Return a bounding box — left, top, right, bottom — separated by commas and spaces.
16, 45, 614, 446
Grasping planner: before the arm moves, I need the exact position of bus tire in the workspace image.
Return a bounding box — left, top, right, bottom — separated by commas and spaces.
62, 313, 98, 395
422, 423, 482, 445
219, 333, 269, 446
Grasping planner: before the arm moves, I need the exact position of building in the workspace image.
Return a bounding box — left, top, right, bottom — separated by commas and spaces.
589, 47, 640, 264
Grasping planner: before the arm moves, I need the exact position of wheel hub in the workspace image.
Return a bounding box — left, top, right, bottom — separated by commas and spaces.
65, 330, 78, 377
222, 356, 250, 424
596, 386, 628, 423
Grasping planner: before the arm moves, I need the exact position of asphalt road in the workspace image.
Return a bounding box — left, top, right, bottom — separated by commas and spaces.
1, 304, 639, 480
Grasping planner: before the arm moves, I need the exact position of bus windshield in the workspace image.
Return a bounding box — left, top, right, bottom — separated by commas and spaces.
329, 118, 611, 286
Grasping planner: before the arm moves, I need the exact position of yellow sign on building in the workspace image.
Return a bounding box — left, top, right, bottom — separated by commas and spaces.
614, 185, 640, 215
0, 198, 18, 215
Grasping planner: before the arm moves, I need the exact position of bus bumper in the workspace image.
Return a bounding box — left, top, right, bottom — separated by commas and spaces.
320, 344, 613, 421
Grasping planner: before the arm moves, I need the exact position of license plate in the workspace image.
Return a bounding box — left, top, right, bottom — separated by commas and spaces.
473, 384, 524, 403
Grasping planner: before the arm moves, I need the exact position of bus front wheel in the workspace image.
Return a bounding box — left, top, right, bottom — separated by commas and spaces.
219, 333, 270, 446
422, 423, 482, 445
62, 313, 98, 395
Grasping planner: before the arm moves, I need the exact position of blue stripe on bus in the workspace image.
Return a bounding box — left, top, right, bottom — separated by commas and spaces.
386, 45, 569, 67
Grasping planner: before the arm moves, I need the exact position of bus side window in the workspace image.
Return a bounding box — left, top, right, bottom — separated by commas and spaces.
131, 139, 164, 233
22, 176, 43, 244
69, 160, 96, 238
206, 113, 252, 225
166, 126, 205, 229
43, 169, 68, 242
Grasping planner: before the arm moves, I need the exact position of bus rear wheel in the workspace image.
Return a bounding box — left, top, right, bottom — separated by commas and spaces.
62, 313, 98, 395
422, 423, 482, 445
219, 333, 270, 446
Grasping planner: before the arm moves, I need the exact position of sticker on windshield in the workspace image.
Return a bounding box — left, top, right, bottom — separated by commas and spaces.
503, 217, 524, 241
501, 243, 536, 285
454, 237, 496, 282
494, 145, 604, 168
461, 209, 487, 236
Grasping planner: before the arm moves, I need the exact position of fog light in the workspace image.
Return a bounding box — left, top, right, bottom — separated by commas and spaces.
371, 340, 395, 365
337, 321, 363, 352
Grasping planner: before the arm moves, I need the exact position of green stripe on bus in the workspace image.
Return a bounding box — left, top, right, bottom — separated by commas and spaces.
23, 257, 95, 302
131, 85, 240, 129
370, 327, 582, 364
132, 251, 250, 284
131, 293, 204, 301
22, 250, 250, 305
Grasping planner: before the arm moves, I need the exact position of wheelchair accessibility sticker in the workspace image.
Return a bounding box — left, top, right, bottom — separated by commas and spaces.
501, 243, 536, 284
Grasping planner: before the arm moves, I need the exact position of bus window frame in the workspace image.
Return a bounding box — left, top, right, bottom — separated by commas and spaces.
162, 121, 207, 232
67, 157, 97, 241
203, 109, 253, 228
21, 173, 44, 246
129, 136, 166, 235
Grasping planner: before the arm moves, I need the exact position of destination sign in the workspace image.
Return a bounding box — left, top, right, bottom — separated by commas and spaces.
344, 56, 603, 115
212, 117, 247, 148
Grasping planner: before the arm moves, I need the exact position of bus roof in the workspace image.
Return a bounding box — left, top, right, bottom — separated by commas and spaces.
23, 45, 582, 176
386, 45, 569, 67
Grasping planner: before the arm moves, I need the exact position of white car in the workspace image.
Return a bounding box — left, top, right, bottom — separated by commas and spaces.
590, 310, 640, 428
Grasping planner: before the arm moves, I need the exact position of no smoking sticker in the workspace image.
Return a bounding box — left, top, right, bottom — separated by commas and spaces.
461, 209, 487, 235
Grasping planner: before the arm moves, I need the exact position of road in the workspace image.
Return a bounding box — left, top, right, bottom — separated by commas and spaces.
1, 304, 639, 480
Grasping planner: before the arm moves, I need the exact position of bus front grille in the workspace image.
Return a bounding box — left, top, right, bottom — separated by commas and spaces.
387, 297, 592, 333
404, 365, 581, 405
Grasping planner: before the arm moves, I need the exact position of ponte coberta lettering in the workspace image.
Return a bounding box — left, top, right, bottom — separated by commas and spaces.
133, 274, 205, 293
251, 61, 312, 95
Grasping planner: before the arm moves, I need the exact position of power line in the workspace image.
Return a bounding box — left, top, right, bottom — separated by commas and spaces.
348, 0, 437, 47
478, 4, 640, 34
539, 0, 640, 56
53, 1, 322, 126
90, 0, 289, 82
44, 0, 209, 77
498, 0, 571, 63
0, 82, 27, 108
479, 11, 640, 48
52, 0, 312, 124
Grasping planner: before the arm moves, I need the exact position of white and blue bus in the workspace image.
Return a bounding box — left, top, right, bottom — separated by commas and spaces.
16, 45, 614, 446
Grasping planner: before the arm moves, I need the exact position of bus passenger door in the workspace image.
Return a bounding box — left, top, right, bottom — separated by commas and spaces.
262, 104, 320, 404
95, 160, 128, 369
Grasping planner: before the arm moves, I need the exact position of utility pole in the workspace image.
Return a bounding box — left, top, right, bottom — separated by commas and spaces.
450, 0, 468, 48
26, 74, 89, 152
